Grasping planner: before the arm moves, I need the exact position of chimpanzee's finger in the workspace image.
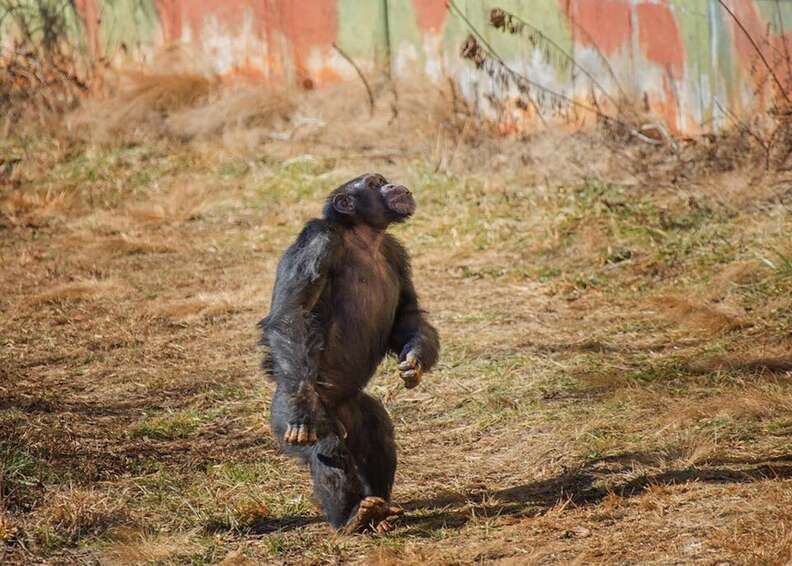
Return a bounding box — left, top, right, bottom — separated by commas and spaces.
309, 430, 318, 443
400, 369, 418, 379
297, 424, 308, 444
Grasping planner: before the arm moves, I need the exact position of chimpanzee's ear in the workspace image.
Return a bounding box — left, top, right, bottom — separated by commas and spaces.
331, 193, 356, 216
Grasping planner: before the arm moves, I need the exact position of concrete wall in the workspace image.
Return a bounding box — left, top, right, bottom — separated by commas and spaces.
4, 1, 791, 133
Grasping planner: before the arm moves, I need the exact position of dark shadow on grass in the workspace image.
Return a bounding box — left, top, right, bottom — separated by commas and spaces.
520, 338, 708, 355
397, 455, 792, 535
205, 514, 319, 536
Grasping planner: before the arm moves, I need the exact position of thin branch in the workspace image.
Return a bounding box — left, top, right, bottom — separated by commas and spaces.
332, 42, 375, 117
448, 0, 648, 138
489, 8, 622, 110
717, 0, 790, 104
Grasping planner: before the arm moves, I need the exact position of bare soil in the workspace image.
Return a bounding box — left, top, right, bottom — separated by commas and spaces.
1, 83, 792, 565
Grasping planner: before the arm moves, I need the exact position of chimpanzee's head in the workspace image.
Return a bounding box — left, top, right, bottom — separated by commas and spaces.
323, 173, 415, 229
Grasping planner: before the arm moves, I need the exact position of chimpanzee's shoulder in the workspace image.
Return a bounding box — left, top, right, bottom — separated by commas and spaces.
293, 218, 337, 245
289, 219, 342, 253
279, 219, 341, 281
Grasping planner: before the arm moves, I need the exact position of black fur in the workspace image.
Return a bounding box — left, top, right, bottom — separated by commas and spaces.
259, 173, 439, 530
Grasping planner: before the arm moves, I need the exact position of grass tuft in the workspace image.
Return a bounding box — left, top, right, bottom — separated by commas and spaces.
648, 295, 750, 334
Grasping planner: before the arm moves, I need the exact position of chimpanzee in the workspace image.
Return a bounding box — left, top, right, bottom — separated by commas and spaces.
258, 173, 439, 533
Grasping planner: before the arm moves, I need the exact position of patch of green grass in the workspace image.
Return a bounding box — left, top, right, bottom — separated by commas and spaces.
0, 444, 43, 490
128, 410, 203, 440
0, 411, 53, 509
253, 156, 339, 207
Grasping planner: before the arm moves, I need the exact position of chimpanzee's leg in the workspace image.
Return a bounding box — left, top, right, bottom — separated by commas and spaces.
271, 387, 399, 531
309, 393, 402, 532
339, 392, 397, 501
328, 392, 401, 533
270, 386, 364, 528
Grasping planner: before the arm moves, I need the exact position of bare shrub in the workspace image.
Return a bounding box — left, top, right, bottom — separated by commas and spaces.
0, 0, 90, 133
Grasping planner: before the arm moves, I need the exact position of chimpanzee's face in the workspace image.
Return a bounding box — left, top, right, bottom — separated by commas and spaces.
326, 173, 415, 229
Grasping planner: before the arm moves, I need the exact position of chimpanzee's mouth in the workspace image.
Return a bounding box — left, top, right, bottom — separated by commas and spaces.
382, 184, 415, 217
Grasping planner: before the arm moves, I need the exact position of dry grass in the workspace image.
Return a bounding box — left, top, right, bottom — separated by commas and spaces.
35, 487, 127, 543
71, 70, 296, 145
648, 295, 750, 334
153, 292, 249, 323
692, 354, 792, 374
96, 234, 180, 256
166, 86, 296, 141
1, 75, 791, 564
0, 509, 19, 544
78, 72, 215, 139
1, 190, 71, 227
101, 530, 202, 565
24, 278, 125, 306
125, 184, 213, 225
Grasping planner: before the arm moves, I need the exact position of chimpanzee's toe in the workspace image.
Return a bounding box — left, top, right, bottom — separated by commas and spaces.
343, 497, 403, 534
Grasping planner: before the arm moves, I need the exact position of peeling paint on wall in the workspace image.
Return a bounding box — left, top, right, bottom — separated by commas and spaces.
3, 0, 791, 133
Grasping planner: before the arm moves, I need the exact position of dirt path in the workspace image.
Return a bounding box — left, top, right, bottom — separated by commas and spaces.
2, 139, 791, 565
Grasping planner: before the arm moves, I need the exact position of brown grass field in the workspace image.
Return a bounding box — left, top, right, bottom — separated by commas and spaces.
2, 78, 792, 564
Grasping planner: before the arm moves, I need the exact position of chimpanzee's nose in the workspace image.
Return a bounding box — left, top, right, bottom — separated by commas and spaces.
382, 183, 411, 197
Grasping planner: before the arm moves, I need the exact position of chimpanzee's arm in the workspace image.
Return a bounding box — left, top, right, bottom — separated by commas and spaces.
386, 238, 439, 388
259, 220, 338, 443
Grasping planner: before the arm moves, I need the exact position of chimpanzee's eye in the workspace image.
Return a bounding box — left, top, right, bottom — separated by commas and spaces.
366, 174, 386, 190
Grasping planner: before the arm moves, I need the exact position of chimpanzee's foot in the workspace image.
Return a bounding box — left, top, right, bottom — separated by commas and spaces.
342, 497, 403, 534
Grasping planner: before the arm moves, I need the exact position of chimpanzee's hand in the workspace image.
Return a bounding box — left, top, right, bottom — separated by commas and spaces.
282, 382, 326, 446
283, 421, 319, 445
398, 350, 423, 389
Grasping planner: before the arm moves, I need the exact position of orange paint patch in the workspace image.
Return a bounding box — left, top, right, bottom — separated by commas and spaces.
151, 0, 338, 87
75, 0, 101, 57
313, 65, 342, 88
278, 0, 338, 87
412, 0, 448, 33
660, 74, 680, 132
154, 0, 182, 43
726, 0, 792, 98
636, 2, 685, 79
563, 0, 632, 56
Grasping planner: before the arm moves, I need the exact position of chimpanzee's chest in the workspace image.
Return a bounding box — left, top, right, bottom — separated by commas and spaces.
330, 250, 401, 333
